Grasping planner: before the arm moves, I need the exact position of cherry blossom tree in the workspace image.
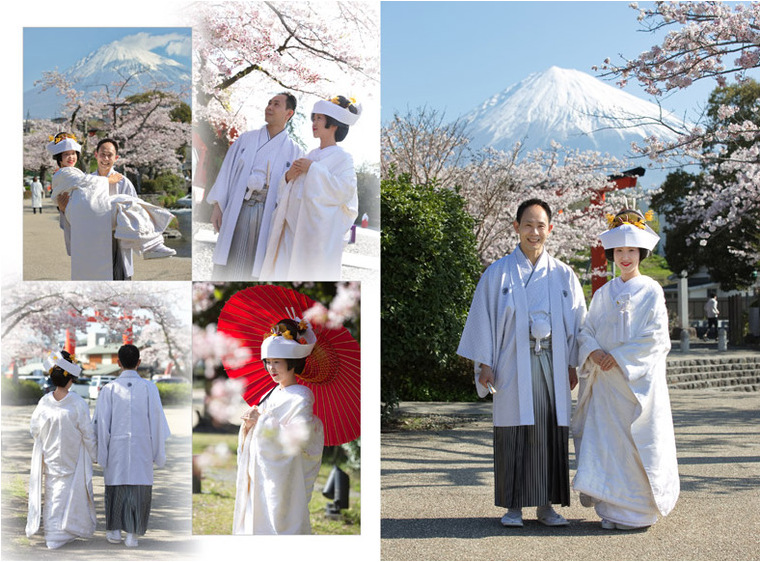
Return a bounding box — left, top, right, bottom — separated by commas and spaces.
381, 107, 471, 188
1, 281, 191, 374
381, 107, 635, 272
595, 1, 759, 268
192, 0, 379, 144
23, 118, 60, 182
27, 71, 190, 181
460, 143, 633, 268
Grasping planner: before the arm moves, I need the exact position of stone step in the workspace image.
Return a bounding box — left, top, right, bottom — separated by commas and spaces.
669, 379, 759, 391
667, 357, 759, 367
665, 355, 759, 392
668, 365, 759, 377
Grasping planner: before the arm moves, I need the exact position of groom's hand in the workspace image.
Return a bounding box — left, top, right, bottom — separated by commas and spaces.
57, 192, 70, 212
210, 203, 223, 233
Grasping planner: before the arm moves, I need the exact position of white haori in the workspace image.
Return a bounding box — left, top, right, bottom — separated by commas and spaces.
207, 127, 303, 278
572, 275, 679, 520
52, 167, 174, 279
26, 392, 97, 543
457, 247, 587, 427
233, 384, 324, 535
259, 145, 358, 280
93, 370, 171, 486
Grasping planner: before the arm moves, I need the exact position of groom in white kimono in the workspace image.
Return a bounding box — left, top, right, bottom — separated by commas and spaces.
458, 198, 586, 528
207, 92, 303, 280
93, 344, 170, 548
57, 138, 140, 280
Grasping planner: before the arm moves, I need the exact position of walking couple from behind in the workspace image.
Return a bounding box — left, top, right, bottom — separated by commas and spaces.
26, 344, 170, 549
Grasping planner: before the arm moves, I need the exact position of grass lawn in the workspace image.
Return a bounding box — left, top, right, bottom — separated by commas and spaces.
192, 432, 360, 535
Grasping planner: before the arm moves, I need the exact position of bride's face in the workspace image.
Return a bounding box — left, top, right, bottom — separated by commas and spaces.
59, 150, 78, 167
311, 113, 335, 141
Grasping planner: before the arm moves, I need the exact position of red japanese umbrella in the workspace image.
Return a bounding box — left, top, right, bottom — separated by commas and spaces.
217, 285, 360, 446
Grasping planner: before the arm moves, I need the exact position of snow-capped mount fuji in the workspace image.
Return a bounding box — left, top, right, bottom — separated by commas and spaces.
463, 67, 687, 183
24, 34, 190, 119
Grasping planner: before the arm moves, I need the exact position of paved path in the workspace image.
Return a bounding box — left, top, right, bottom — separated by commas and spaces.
381, 389, 760, 561
192, 219, 380, 283
1, 401, 201, 560
22, 197, 191, 281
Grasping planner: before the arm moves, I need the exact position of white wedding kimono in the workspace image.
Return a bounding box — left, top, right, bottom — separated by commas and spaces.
457, 247, 587, 427
93, 370, 171, 486
59, 171, 138, 278
259, 145, 358, 280
26, 392, 97, 547
52, 167, 173, 280
233, 384, 324, 535
571, 275, 679, 527
206, 127, 303, 278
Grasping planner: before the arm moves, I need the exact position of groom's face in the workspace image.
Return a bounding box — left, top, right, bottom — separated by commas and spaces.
264, 94, 293, 128
95, 142, 118, 172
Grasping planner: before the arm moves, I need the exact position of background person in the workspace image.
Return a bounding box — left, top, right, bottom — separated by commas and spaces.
704, 293, 720, 340
31, 176, 44, 214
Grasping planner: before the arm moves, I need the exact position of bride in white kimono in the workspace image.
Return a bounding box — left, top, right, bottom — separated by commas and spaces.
571, 210, 679, 530
232, 318, 324, 534
26, 351, 97, 549
47, 133, 176, 280
259, 96, 361, 280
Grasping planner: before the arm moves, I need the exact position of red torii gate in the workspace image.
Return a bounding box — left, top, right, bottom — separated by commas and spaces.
590, 167, 645, 294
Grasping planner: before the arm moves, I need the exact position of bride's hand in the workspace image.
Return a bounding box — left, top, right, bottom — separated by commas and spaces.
590, 349, 617, 371
108, 173, 124, 184
286, 158, 312, 182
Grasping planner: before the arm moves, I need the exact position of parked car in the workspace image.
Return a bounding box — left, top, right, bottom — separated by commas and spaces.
89, 375, 117, 400
71, 380, 92, 400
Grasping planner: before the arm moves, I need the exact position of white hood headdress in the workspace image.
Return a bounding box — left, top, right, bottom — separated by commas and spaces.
42, 350, 82, 378
261, 308, 317, 359
46, 133, 82, 156
312, 97, 362, 126
599, 210, 660, 251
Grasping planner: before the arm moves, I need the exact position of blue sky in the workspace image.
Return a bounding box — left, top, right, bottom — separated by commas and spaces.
23, 27, 192, 91
381, 1, 756, 124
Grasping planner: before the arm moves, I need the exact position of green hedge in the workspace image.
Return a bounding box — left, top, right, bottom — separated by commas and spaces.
156, 382, 191, 405
2, 378, 44, 405
381, 173, 482, 405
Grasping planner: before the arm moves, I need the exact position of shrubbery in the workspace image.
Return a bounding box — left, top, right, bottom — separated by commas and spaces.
156, 382, 191, 405
2, 378, 43, 405
381, 172, 482, 406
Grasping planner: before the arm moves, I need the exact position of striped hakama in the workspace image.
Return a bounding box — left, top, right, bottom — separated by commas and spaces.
105, 485, 152, 536
212, 194, 266, 281
493, 341, 570, 509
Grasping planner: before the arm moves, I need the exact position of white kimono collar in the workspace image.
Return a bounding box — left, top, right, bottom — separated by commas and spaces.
609, 275, 649, 299
514, 246, 548, 287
